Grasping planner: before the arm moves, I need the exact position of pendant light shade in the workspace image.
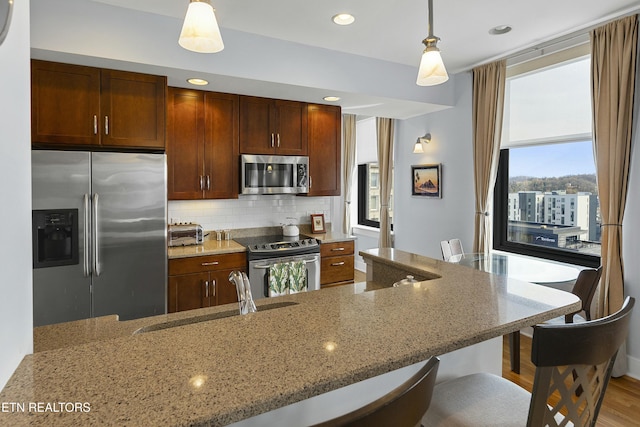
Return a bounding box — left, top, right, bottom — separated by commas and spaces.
179, 0, 224, 53
416, 0, 448, 86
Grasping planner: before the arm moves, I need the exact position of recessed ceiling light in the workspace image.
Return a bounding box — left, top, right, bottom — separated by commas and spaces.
187, 78, 209, 86
489, 25, 512, 35
332, 13, 355, 26
323, 96, 341, 102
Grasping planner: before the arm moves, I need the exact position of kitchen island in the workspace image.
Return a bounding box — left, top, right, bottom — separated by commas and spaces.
0, 249, 579, 426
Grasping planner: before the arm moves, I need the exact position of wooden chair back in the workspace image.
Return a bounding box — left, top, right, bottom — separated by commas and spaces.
312, 357, 440, 427
567, 266, 603, 322
527, 296, 634, 427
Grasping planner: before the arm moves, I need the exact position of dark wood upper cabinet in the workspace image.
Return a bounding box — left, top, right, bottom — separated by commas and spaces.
167, 87, 239, 200
31, 60, 166, 150
307, 104, 342, 196
100, 70, 166, 149
203, 92, 239, 199
167, 88, 205, 199
239, 96, 308, 155
31, 60, 101, 146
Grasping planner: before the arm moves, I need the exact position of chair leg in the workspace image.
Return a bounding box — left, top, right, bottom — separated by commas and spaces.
508, 331, 520, 374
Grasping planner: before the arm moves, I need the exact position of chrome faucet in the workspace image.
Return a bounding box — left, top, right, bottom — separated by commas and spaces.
228, 271, 257, 315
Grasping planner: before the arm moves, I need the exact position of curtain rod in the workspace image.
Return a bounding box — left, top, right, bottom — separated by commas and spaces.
463, 6, 640, 72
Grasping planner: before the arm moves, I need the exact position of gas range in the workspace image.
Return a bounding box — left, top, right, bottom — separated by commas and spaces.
234, 235, 320, 260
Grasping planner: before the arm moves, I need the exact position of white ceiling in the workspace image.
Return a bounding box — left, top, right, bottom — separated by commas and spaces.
92, 0, 640, 74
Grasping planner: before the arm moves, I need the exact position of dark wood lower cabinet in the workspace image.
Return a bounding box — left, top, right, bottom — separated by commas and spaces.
320, 240, 355, 287
168, 252, 246, 313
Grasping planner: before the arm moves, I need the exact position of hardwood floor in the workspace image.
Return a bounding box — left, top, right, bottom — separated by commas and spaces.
502, 334, 640, 426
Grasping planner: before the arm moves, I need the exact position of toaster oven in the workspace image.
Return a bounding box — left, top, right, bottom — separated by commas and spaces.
168, 223, 204, 247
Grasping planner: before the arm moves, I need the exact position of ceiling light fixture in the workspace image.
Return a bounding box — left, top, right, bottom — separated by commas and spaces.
489, 25, 512, 35
332, 13, 355, 26
187, 78, 209, 86
178, 0, 224, 53
416, 0, 448, 86
323, 96, 341, 102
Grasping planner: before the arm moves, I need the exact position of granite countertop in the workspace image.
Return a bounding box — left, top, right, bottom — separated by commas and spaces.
167, 239, 246, 259
0, 249, 579, 426
303, 231, 356, 244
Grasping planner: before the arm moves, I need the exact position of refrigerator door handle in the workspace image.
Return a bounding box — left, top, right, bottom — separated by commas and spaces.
93, 193, 101, 276
83, 193, 91, 277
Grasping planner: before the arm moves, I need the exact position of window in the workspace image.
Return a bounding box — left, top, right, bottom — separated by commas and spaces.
357, 163, 393, 228
493, 48, 600, 267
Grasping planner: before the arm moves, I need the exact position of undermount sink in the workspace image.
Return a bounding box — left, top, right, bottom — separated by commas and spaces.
133, 301, 298, 334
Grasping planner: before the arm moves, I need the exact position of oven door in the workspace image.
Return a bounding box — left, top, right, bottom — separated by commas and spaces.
248, 253, 320, 299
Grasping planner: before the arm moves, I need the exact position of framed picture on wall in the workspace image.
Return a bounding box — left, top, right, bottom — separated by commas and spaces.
310, 214, 326, 233
411, 164, 442, 198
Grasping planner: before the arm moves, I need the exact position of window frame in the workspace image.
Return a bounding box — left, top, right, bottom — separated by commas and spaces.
357, 163, 394, 230
493, 149, 600, 268
357, 163, 380, 228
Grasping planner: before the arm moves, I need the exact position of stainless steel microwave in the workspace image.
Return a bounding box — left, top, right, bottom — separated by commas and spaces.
241, 154, 309, 195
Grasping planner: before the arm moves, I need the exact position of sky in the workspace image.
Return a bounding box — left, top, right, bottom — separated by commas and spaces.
509, 141, 596, 178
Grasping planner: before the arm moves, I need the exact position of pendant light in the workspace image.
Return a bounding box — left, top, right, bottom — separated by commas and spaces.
416, 0, 448, 86
178, 0, 224, 53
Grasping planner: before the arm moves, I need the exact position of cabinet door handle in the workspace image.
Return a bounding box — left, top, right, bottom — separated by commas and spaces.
212, 279, 216, 297
201, 261, 219, 266
199, 176, 204, 191
309, 177, 313, 188
271, 133, 275, 148
104, 116, 109, 135
331, 247, 345, 252
206, 175, 211, 191
93, 115, 98, 135
205, 280, 209, 298
331, 262, 345, 267
277, 133, 280, 148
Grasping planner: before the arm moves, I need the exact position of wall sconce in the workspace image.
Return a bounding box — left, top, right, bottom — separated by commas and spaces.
413, 133, 431, 153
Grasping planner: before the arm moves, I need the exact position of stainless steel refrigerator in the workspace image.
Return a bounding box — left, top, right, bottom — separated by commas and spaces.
32, 150, 167, 327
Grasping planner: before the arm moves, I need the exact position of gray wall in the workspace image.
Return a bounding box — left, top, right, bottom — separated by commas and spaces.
0, 0, 33, 388
393, 72, 475, 259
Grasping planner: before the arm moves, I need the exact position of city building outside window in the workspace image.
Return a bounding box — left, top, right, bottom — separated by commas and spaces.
493, 46, 601, 267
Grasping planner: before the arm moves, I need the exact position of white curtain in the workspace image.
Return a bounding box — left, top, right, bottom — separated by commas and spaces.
376, 117, 395, 247
342, 114, 357, 235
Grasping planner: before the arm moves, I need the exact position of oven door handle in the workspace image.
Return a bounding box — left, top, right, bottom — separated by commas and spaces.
254, 256, 319, 269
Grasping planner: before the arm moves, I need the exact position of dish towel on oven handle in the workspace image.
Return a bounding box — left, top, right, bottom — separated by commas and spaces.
268, 262, 289, 297
288, 260, 307, 293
